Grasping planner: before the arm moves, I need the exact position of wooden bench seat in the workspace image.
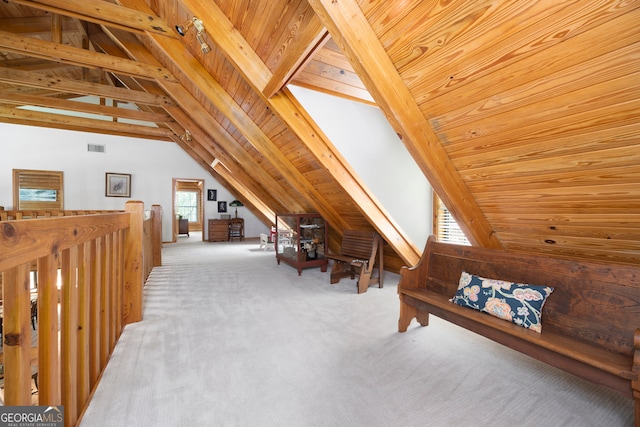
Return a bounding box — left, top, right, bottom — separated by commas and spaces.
326, 229, 383, 293
398, 236, 640, 424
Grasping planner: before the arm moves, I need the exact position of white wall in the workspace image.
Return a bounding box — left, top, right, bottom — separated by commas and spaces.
0, 122, 265, 241
289, 86, 432, 250
1, 86, 433, 249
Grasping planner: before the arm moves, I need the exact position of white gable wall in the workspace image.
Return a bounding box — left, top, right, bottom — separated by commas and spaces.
289, 86, 432, 250
0, 122, 264, 241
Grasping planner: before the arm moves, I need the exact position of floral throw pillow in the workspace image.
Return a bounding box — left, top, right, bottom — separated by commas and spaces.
450, 271, 554, 332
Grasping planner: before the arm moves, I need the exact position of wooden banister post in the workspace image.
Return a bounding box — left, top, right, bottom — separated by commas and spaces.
123, 201, 144, 324
2, 263, 33, 405
151, 204, 162, 267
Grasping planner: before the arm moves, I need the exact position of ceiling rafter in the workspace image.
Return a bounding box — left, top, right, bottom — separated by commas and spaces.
0, 66, 172, 107
116, 0, 351, 234
211, 163, 276, 225
262, 15, 328, 98
306, 0, 501, 249
0, 15, 80, 34
0, 91, 172, 123
89, 30, 291, 219
0, 29, 176, 83
8, 0, 177, 37
180, 0, 420, 264
1, 0, 638, 268
166, 105, 286, 221
92, 24, 304, 213
0, 57, 78, 72
0, 104, 173, 139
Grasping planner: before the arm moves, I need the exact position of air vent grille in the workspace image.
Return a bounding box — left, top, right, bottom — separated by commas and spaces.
88, 144, 105, 153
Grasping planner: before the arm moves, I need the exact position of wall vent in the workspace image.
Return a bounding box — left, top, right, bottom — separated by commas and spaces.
88, 144, 106, 153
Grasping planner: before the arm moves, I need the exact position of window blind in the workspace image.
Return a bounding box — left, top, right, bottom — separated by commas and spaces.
436, 198, 470, 245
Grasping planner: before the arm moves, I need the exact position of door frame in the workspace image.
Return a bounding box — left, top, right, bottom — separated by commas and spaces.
172, 178, 205, 242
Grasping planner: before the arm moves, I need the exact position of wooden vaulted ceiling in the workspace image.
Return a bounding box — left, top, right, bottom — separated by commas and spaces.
0, 1, 638, 269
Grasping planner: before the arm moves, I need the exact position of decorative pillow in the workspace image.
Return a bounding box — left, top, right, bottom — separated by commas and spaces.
450, 271, 554, 332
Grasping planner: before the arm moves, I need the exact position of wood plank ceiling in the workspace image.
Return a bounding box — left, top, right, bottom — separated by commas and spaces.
0, 0, 638, 269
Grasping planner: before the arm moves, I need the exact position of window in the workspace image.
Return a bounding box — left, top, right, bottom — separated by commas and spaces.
433, 193, 470, 245
175, 191, 198, 222
13, 169, 64, 210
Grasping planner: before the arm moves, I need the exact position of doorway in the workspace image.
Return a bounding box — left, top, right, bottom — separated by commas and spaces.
172, 178, 205, 242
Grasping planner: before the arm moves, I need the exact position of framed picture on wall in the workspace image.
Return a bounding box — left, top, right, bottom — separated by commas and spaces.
207, 189, 217, 201
13, 169, 64, 210
217, 201, 227, 213
105, 173, 131, 197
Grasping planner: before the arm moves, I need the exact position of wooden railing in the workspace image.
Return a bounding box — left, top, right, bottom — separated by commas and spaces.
0, 201, 162, 427
0, 209, 121, 220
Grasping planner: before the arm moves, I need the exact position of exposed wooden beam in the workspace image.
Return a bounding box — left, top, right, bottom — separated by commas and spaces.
0, 91, 172, 124
118, 0, 348, 231
0, 16, 79, 34
285, 32, 331, 90
92, 23, 293, 221
8, 0, 177, 37
0, 57, 80, 72
180, 0, 420, 265
164, 71, 349, 231
262, 17, 328, 98
0, 104, 172, 139
0, 30, 177, 83
93, 25, 301, 213
167, 132, 277, 228
289, 71, 375, 106
51, 13, 62, 43
0, 66, 173, 107
163, 112, 280, 227
211, 163, 276, 226
307, 0, 501, 249
164, 103, 287, 216
169, 133, 215, 173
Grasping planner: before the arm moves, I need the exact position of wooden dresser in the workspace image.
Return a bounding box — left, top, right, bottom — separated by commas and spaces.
208, 219, 230, 242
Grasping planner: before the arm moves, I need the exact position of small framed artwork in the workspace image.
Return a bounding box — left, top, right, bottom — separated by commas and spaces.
105, 173, 131, 197
207, 189, 217, 201
217, 201, 227, 213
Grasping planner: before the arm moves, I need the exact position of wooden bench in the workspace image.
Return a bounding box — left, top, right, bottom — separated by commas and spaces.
398, 236, 639, 424
326, 229, 383, 294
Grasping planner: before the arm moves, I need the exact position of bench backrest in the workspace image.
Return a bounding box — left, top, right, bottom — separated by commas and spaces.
416, 236, 640, 358
340, 230, 380, 260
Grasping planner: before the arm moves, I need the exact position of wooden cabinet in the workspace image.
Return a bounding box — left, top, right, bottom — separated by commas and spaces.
208, 219, 230, 242
178, 218, 189, 236
275, 213, 328, 275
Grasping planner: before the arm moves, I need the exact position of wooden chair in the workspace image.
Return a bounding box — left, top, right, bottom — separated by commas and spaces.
326, 230, 384, 293
229, 218, 244, 241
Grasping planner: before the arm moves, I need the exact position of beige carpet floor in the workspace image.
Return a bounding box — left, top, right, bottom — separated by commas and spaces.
79, 235, 633, 427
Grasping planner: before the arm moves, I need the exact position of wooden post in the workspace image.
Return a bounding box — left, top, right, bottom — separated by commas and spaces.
123, 201, 144, 324
38, 253, 61, 405
2, 263, 33, 405
61, 246, 79, 426
151, 204, 162, 267
76, 242, 92, 409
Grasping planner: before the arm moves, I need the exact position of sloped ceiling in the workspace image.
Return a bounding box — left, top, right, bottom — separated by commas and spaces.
0, 0, 638, 268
